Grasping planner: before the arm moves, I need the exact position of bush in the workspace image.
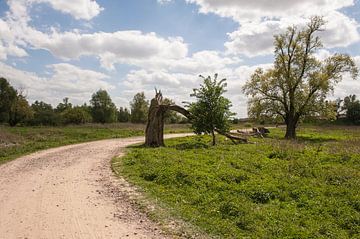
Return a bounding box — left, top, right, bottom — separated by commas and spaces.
61, 107, 92, 125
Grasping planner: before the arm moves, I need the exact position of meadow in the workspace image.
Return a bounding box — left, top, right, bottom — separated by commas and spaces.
113, 126, 360, 238
0, 123, 190, 164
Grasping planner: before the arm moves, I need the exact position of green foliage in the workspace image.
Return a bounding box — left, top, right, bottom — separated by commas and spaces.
343, 95, 360, 124
0, 77, 17, 123
114, 126, 360, 238
90, 89, 117, 123
61, 106, 92, 125
118, 107, 131, 122
8, 93, 33, 126
243, 16, 358, 139
130, 92, 149, 123
55, 97, 72, 113
29, 100, 59, 126
187, 74, 234, 145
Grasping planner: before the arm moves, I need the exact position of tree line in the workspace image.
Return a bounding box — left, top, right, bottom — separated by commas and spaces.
0, 78, 186, 127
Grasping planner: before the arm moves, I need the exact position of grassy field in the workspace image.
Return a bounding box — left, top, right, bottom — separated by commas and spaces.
113, 126, 360, 238
0, 123, 191, 164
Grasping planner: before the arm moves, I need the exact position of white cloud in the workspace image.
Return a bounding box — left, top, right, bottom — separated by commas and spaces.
1, 1, 188, 70
188, 0, 360, 57
0, 62, 113, 105
186, 0, 354, 22
0, 19, 28, 60
225, 13, 360, 57
332, 56, 360, 99
33, 31, 188, 70
32, 0, 103, 20
157, 0, 173, 5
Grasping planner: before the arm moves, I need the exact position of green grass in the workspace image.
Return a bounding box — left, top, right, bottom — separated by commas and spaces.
113, 126, 360, 238
0, 123, 191, 164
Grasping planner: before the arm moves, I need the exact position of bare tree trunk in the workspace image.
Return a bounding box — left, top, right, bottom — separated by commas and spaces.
145, 92, 166, 147
211, 130, 216, 146
285, 117, 297, 139
144, 91, 191, 147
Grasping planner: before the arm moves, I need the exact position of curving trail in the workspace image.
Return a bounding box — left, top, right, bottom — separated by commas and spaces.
0, 134, 191, 239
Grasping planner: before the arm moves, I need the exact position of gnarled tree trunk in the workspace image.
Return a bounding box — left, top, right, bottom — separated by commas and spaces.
145, 90, 192, 147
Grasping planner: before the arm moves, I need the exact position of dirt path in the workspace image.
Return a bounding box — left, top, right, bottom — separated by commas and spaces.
0, 133, 191, 239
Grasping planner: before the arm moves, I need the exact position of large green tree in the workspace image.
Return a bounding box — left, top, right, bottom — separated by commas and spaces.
187, 74, 234, 145
243, 17, 358, 139
90, 89, 117, 123
0, 77, 17, 123
130, 92, 149, 123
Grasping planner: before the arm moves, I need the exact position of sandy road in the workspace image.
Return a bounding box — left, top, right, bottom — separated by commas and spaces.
0, 134, 191, 239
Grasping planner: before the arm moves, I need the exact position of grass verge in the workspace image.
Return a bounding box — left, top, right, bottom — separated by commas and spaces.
0, 123, 191, 164
113, 126, 360, 238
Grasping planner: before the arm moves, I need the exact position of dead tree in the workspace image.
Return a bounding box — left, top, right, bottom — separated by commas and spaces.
144, 90, 247, 147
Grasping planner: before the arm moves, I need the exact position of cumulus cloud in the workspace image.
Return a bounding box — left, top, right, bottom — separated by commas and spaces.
1, 1, 188, 70
188, 0, 360, 57
186, 0, 354, 22
332, 56, 360, 99
0, 62, 113, 105
157, 0, 173, 5
31, 31, 188, 70
32, 0, 103, 20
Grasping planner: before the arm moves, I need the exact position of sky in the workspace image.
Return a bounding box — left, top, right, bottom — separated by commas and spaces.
0, 0, 359, 117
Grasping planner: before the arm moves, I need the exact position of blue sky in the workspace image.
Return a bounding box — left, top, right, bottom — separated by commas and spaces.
0, 0, 359, 117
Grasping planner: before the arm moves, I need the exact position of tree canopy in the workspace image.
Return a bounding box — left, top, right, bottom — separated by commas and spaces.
0, 77, 17, 123
243, 16, 358, 139
130, 92, 149, 123
90, 89, 117, 123
187, 74, 234, 145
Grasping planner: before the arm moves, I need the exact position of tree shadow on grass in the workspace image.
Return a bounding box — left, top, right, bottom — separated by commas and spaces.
170, 141, 210, 150
295, 135, 339, 143
126, 141, 209, 150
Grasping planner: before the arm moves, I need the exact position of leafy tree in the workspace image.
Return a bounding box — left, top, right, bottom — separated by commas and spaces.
30, 101, 59, 125
118, 107, 130, 122
130, 92, 149, 123
187, 74, 234, 145
61, 106, 92, 125
55, 97, 72, 113
243, 17, 358, 139
90, 89, 117, 123
0, 77, 17, 123
342, 95, 360, 124
8, 93, 33, 126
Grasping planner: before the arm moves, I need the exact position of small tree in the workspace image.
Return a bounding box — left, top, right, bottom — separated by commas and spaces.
343, 95, 360, 124
61, 106, 92, 125
243, 16, 358, 139
55, 97, 72, 113
90, 89, 117, 123
118, 107, 131, 122
130, 92, 149, 123
8, 93, 33, 126
0, 77, 17, 123
187, 74, 234, 145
